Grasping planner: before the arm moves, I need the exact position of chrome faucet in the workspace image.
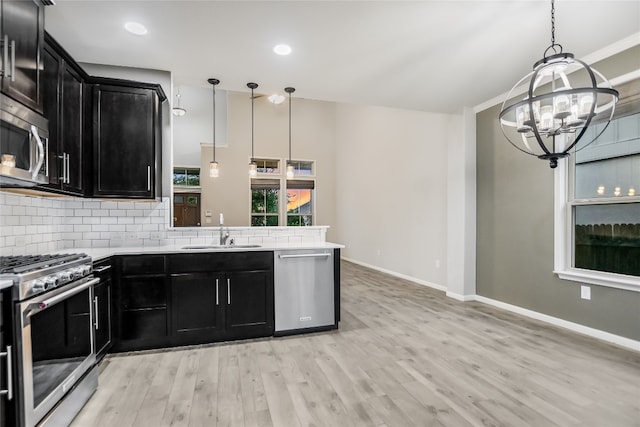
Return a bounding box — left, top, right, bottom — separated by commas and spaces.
219, 213, 229, 245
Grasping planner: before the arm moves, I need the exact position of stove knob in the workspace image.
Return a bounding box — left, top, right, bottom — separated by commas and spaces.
83, 265, 92, 276
44, 276, 58, 289
57, 271, 72, 284
32, 279, 46, 293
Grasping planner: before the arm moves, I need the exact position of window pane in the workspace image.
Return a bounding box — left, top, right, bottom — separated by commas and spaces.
295, 161, 313, 176
287, 216, 301, 226
186, 172, 200, 186
574, 204, 640, 276
255, 158, 280, 174
575, 113, 640, 199
301, 215, 312, 226
173, 171, 186, 185
187, 196, 198, 205
174, 195, 184, 204
265, 189, 279, 213
251, 215, 266, 226
251, 190, 266, 213
266, 215, 279, 226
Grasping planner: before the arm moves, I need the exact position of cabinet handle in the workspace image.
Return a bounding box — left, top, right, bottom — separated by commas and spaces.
227, 278, 231, 305
31, 126, 45, 180
215, 279, 219, 305
65, 154, 70, 184
278, 253, 331, 259
147, 166, 151, 191
9, 39, 15, 82
0, 345, 13, 401
93, 265, 112, 273
94, 296, 99, 330
1, 35, 7, 78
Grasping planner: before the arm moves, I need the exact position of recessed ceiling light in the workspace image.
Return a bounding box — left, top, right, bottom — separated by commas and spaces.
273, 44, 292, 56
124, 21, 147, 35
268, 94, 285, 104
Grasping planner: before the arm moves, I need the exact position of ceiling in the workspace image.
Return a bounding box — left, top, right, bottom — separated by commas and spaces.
45, 1, 640, 114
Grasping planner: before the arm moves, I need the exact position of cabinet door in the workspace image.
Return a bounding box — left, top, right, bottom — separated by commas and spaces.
225, 270, 274, 339
94, 279, 112, 358
170, 272, 223, 342
60, 64, 83, 194
93, 85, 156, 198
41, 43, 61, 187
1, 0, 44, 112
119, 275, 167, 343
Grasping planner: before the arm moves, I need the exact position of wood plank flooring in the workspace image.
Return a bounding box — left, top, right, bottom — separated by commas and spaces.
71, 261, 640, 427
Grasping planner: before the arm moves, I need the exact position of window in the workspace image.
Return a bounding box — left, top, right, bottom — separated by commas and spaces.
253, 158, 280, 174
251, 179, 280, 226
556, 78, 640, 291
287, 180, 314, 226
173, 167, 200, 187
288, 160, 314, 176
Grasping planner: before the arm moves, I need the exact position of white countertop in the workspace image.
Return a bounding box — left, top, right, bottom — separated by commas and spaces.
57, 242, 345, 261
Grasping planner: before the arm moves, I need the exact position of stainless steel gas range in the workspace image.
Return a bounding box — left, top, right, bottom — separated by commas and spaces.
0, 253, 99, 427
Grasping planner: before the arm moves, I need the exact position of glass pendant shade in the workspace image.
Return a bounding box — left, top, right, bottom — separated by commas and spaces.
173, 92, 186, 116
209, 161, 219, 178
286, 164, 295, 179
499, 0, 618, 168
249, 161, 257, 177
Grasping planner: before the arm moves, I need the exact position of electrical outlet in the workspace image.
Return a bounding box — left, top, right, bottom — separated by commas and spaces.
581, 285, 591, 300
150, 232, 161, 240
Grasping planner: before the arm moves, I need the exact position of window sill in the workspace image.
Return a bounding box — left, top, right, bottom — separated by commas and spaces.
555, 268, 640, 293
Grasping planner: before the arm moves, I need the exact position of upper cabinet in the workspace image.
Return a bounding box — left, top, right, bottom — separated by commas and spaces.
91, 82, 162, 199
0, 0, 45, 113
41, 34, 87, 195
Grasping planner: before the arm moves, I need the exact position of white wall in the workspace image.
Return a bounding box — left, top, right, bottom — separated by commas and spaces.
199, 92, 337, 238
173, 86, 228, 167
334, 103, 450, 287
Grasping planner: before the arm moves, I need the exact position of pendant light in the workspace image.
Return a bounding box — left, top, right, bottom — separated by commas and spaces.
172, 90, 186, 117
285, 87, 296, 179
208, 78, 220, 177
247, 82, 259, 177
498, 0, 618, 168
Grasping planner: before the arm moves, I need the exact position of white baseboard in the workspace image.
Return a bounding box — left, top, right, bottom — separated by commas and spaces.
473, 295, 640, 353
446, 291, 476, 302
341, 257, 446, 292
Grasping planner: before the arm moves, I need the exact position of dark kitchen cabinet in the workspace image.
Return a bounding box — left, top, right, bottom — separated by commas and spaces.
92, 83, 162, 199
93, 259, 112, 361
113, 255, 168, 352
0, 0, 45, 113
113, 252, 274, 353
41, 34, 87, 195
170, 272, 224, 342
225, 269, 273, 339
168, 251, 274, 343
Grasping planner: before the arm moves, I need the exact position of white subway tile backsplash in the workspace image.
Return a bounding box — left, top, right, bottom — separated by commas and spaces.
1, 194, 327, 254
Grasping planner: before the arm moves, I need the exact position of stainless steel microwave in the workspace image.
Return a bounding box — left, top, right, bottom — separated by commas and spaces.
0, 96, 49, 187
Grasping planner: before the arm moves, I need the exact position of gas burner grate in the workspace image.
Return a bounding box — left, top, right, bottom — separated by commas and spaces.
0, 253, 86, 274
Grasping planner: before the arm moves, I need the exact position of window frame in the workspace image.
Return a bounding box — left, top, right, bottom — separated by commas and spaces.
173, 166, 201, 188
554, 72, 640, 293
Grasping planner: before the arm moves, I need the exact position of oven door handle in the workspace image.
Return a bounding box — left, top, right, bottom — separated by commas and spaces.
29, 278, 99, 314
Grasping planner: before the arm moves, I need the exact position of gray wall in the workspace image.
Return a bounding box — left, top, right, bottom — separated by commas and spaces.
476, 46, 640, 341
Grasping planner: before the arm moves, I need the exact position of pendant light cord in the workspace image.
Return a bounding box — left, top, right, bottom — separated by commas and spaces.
544, 0, 562, 57
213, 84, 216, 162
251, 86, 254, 159
288, 92, 292, 162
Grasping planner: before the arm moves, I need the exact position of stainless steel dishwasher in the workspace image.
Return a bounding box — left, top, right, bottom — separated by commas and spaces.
274, 249, 335, 334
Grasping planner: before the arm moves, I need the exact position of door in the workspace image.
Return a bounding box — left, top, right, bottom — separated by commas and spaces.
170, 272, 223, 341
173, 193, 201, 227
225, 270, 273, 339
1, 0, 45, 113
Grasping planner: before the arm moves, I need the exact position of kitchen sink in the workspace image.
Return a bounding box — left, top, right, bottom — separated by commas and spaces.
181, 244, 262, 250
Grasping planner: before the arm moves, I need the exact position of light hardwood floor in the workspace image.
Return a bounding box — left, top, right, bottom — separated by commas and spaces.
71, 261, 640, 427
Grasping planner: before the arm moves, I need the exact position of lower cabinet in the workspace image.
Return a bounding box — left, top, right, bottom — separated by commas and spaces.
113, 252, 274, 352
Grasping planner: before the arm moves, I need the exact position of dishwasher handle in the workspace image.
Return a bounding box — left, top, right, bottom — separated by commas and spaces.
278, 253, 331, 259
